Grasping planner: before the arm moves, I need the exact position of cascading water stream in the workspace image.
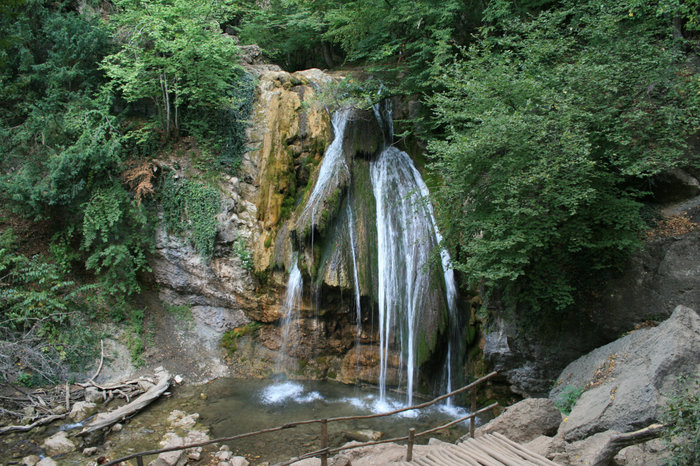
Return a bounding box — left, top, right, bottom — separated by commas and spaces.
372, 145, 441, 407
299, 108, 352, 246
408, 162, 460, 406
275, 254, 303, 374
346, 201, 363, 353
371, 100, 460, 408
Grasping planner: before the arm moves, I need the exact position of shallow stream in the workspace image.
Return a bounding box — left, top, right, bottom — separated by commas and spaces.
1, 378, 479, 464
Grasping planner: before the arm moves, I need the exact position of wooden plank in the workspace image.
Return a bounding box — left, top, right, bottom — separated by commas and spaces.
460, 439, 506, 466
434, 446, 477, 466
478, 436, 538, 465
486, 434, 558, 466
448, 445, 489, 466
468, 438, 529, 466
491, 433, 560, 466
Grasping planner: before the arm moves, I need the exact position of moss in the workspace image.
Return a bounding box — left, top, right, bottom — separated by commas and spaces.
264, 235, 273, 248
221, 321, 262, 357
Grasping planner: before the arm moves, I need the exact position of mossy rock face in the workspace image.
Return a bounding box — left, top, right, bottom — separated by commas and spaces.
249, 69, 333, 274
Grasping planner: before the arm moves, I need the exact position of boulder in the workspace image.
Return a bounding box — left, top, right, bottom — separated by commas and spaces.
344, 429, 383, 442
585, 232, 700, 340
21, 455, 40, 466
167, 410, 199, 429
229, 458, 251, 466
69, 401, 97, 422
469, 398, 562, 443
149, 432, 185, 466
42, 431, 76, 456
36, 459, 57, 466
551, 305, 700, 442
523, 435, 567, 460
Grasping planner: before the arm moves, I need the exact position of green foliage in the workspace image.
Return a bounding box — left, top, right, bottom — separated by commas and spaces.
221, 321, 261, 356
661, 374, 700, 465
82, 183, 153, 296
125, 307, 146, 367
0, 229, 100, 383
102, 0, 243, 138
554, 385, 584, 415
233, 237, 253, 271
0, 3, 120, 217
165, 304, 192, 322
307, 76, 385, 111
184, 71, 256, 172
429, 0, 700, 313
241, 0, 475, 95
160, 175, 220, 259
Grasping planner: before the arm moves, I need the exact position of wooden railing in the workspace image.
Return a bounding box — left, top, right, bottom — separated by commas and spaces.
103, 371, 498, 466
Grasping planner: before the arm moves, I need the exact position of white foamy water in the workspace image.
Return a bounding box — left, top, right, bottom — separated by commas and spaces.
260, 381, 323, 405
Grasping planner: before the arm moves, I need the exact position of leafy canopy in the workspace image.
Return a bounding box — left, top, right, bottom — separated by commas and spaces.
102, 0, 243, 137
428, 0, 700, 312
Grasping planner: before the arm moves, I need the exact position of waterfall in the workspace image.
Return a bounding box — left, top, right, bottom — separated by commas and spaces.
371, 100, 460, 407
408, 161, 461, 405
372, 145, 441, 406
299, 108, 352, 235
346, 201, 362, 345
278, 99, 460, 408
276, 254, 303, 374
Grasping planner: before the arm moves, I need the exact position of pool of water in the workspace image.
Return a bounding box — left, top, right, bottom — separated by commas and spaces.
192, 378, 472, 463
0, 378, 480, 465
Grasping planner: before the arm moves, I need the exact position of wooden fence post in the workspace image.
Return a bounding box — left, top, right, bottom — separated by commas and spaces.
136, 456, 144, 466
406, 427, 415, 461
470, 388, 477, 438
321, 418, 328, 466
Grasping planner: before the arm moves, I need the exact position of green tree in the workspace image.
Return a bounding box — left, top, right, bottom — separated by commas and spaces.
429, 0, 700, 313
102, 0, 243, 138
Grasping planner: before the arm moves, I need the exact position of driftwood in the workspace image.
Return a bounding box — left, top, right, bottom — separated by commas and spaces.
0, 413, 67, 434
590, 424, 665, 465
78, 369, 171, 435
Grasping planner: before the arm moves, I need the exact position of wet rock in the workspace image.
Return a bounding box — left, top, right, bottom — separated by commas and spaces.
345, 429, 383, 442
338, 345, 400, 385
552, 305, 700, 442
150, 432, 184, 466
216, 450, 232, 461
85, 386, 102, 403
469, 398, 562, 443
21, 455, 40, 466
112, 423, 123, 432
167, 410, 199, 429
36, 459, 57, 466
42, 430, 76, 456
83, 447, 99, 456
229, 457, 251, 466
70, 401, 97, 422
174, 375, 183, 384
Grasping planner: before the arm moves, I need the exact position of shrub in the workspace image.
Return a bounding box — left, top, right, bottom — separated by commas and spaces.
661, 374, 700, 465
554, 385, 584, 415
160, 175, 220, 260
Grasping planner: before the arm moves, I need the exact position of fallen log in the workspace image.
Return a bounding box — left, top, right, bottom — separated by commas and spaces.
590, 423, 665, 465
0, 413, 68, 435
78, 369, 171, 436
